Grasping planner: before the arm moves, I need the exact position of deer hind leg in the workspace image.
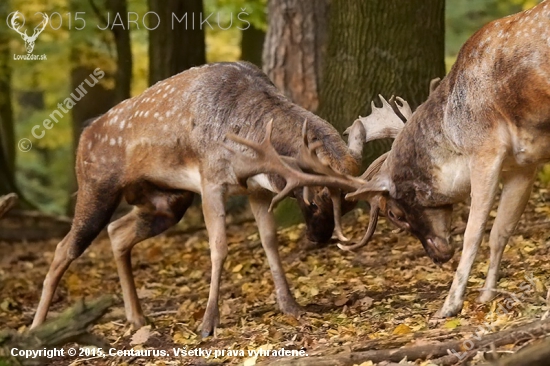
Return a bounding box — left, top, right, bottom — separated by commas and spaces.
200, 183, 228, 338
478, 166, 536, 303
435, 151, 505, 318
249, 193, 303, 316
108, 188, 194, 328
32, 184, 121, 329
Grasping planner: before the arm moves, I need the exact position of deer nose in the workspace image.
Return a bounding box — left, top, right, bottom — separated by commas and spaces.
426, 237, 455, 264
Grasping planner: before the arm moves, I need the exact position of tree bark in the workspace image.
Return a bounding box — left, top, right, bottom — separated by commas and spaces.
317, 0, 445, 164
262, 0, 329, 113
241, 24, 266, 68
148, 0, 206, 86
106, 0, 133, 103
0, 1, 15, 186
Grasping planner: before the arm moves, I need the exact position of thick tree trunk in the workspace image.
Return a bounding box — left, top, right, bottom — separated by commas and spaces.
107, 0, 133, 103
241, 25, 266, 68
317, 0, 445, 164
262, 0, 329, 113
148, 0, 206, 86
0, 1, 15, 183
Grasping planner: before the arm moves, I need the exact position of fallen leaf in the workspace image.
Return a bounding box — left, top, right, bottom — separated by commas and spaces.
392, 324, 412, 335
130, 325, 151, 346
444, 319, 461, 329
232, 263, 243, 272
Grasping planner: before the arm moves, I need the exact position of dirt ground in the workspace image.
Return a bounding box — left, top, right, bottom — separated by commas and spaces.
1, 184, 549, 366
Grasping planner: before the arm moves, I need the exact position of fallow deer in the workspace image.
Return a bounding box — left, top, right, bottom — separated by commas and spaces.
31, 61, 365, 336
231, 0, 550, 318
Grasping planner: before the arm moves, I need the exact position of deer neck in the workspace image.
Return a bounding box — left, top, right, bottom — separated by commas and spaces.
389, 85, 471, 207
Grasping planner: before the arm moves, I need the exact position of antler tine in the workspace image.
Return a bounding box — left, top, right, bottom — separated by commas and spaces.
338, 202, 380, 251
360, 152, 389, 181
297, 119, 348, 179
330, 189, 349, 242
379, 94, 392, 109
394, 97, 413, 120
225, 119, 365, 212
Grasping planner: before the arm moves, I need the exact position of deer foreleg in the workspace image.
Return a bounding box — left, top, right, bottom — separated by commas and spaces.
435, 152, 504, 318
478, 166, 536, 303
249, 193, 303, 317
200, 183, 228, 337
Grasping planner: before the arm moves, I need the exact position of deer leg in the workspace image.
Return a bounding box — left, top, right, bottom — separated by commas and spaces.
32, 185, 121, 329
249, 193, 303, 317
108, 191, 194, 328
200, 183, 228, 337
478, 167, 536, 303
435, 153, 504, 318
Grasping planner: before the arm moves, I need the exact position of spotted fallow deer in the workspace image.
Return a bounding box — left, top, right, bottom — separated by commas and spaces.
230, 1, 550, 319
30, 61, 365, 336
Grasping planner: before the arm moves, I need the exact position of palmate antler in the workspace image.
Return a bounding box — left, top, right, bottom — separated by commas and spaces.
224, 119, 365, 212
226, 95, 411, 251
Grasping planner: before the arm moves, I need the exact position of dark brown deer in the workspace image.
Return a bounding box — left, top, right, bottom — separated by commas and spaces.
31, 62, 364, 336
230, 1, 550, 318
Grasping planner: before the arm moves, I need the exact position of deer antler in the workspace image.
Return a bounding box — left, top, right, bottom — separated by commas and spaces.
224, 119, 364, 212
345, 95, 406, 143
389, 96, 413, 121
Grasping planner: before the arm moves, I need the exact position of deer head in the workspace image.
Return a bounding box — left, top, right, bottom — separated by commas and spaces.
10, 12, 49, 54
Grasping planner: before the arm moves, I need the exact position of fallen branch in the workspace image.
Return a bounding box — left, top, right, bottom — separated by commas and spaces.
0, 194, 17, 219
0, 296, 115, 366
260, 317, 550, 366
481, 337, 550, 366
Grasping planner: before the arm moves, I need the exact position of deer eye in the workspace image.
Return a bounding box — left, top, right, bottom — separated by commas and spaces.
388, 209, 404, 222
310, 201, 318, 211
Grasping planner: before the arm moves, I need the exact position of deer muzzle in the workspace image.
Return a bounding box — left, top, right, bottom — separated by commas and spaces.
425, 237, 455, 264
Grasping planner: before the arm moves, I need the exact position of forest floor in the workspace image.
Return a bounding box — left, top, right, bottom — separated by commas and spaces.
1, 185, 550, 366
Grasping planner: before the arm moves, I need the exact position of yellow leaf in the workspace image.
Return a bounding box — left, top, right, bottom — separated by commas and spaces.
444, 319, 461, 329
310, 287, 319, 296
392, 324, 412, 335
232, 263, 243, 273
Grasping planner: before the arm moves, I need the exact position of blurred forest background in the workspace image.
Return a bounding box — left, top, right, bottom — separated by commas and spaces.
0, 0, 543, 216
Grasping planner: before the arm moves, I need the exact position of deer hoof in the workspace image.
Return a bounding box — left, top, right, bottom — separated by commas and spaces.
477, 289, 496, 304
434, 303, 463, 318
129, 315, 148, 330
279, 300, 305, 318
200, 321, 218, 338
201, 309, 220, 338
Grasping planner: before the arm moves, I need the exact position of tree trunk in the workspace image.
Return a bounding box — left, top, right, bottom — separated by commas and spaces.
0, 1, 15, 181
240, 25, 266, 68
317, 0, 445, 164
107, 0, 133, 103
262, 0, 329, 113
148, 0, 206, 86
